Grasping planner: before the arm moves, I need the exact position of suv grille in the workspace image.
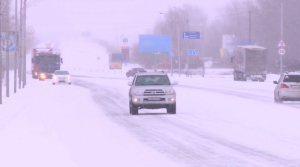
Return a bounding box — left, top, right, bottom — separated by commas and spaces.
144, 89, 165, 96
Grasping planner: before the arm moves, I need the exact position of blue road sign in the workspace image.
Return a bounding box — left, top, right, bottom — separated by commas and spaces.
187, 49, 198, 55
169, 52, 174, 57
183, 32, 200, 39
139, 35, 171, 52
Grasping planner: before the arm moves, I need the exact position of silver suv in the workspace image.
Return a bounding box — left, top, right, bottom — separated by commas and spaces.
274, 72, 300, 103
128, 72, 178, 115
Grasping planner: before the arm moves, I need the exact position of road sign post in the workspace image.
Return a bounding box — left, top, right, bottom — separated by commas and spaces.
278, 48, 285, 56
169, 52, 174, 76
183, 31, 200, 77
278, 39, 286, 74
139, 35, 171, 72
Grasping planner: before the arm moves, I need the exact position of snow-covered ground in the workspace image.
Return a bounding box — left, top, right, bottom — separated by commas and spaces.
2, 35, 300, 167
1, 64, 300, 167
70, 70, 300, 166
0, 74, 183, 167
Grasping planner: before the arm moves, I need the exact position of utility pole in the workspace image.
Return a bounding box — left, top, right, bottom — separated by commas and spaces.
0, 0, 2, 104
249, 11, 251, 45
19, 0, 22, 89
170, 20, 173, 77
23, 0, 26, 87
14, 0, 18, 93
186, 19, 189, 77
177, 26, 180, 77
6, 0, 10, 97
202, 31, 205, 77
280, 2, 283, 74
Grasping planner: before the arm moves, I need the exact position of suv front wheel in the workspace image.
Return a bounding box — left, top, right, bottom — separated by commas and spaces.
167, 103, 176, 114
130, 102, 139, 115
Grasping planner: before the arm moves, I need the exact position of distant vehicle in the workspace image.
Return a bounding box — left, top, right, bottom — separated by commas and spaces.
31, 48, 63, 79
128, 72, 178, 115
38, 72, 46, 81
273, 72, 300, 103
231, 45, 268, 82
52, 70, 71, 85
109, 53, 122, 69
126, 68, 147, 77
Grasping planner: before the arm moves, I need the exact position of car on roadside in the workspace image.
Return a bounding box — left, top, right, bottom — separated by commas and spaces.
128, 72, 178, 115
52, 70, 71, 85
274, 72, 300, 103
126, 68, 147, 77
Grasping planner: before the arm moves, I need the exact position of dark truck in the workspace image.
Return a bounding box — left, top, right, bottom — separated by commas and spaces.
31, 48, 63, 79
231, 45, 268, 82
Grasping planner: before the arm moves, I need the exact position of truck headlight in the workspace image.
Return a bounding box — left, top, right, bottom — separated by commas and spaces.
131, 89, 143, 95
165, 89, 175, 95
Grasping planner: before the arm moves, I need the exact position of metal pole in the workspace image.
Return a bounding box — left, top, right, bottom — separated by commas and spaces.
6, 0, 9, 97
14, 0, 18, 93
280, 2, 283, 74
23, 0, 26, 87
0, 0, 2, 104
154, 52, 157, 72
186, 19, 189, 77
177, 26, 180, 77
202, 31, 205, 77
249, 11, 251, 45
19, 0, 22, 89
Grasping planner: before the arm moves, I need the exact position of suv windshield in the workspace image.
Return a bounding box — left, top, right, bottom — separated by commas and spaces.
283, 75, 300, 82
55, 71, 69, 75
135, 75, 170, 86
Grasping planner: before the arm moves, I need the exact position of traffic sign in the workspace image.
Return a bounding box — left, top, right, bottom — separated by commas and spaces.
123, 38, 128, 44
183, 32, 200, 39
187, 49, 198, 55
169, 52, 174, 57
278, 39, 286, 48
278, 48, 286, 56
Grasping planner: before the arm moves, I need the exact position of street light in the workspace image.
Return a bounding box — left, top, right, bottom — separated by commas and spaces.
159, 12, 174, 76
160, 9, 182, 77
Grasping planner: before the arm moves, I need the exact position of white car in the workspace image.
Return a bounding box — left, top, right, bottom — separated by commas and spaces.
128, 72, 178, 115
274, 72, 300, 103
52, 70, 71, 85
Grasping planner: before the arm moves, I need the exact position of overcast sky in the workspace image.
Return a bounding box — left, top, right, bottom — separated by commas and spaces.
26, 0, 233, 46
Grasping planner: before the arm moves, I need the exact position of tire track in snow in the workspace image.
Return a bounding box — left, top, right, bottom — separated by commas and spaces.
73, 78, 300, 167
72, 75, 300, 109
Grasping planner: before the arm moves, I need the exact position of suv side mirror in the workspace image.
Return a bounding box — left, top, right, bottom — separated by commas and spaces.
172, 81, 178, 85
273, 81, 278, 84
128, 81, 133, 86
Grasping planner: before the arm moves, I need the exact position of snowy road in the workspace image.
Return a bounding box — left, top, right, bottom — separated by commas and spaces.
72, 75, 300, 167
1, 73, 300, 167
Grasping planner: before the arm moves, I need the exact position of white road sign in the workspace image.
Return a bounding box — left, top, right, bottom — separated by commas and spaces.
278, 40, 286, 47
278, 48, 286, 56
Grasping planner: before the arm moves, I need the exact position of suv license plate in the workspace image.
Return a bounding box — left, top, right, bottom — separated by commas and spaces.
148, 97, 161, 101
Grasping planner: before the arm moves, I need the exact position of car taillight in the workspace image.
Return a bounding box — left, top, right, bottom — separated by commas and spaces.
280, 84, 289, 88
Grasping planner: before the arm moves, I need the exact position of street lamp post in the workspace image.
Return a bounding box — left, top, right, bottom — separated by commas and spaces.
0, 0, 2, 104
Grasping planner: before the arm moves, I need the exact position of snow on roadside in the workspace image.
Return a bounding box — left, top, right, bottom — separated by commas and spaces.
0, 76, 183, 167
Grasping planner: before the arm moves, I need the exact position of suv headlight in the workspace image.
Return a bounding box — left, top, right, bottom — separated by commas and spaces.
165, 89, 175, 95
131, 89, 143, 95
